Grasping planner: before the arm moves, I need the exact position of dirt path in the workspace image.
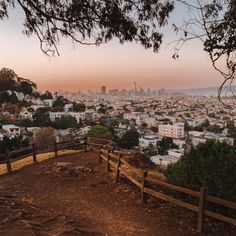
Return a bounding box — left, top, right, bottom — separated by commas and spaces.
0, 151, 235, 235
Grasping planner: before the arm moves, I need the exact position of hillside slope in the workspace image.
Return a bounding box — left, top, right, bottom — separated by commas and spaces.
0, 151, 235, 236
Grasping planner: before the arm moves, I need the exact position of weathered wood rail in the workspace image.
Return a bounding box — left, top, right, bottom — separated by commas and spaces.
1, 137, 114, 174
99, 148, 236, 234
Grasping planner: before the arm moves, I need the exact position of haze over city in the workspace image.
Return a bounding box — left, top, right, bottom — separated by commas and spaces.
0, 3, 224, 92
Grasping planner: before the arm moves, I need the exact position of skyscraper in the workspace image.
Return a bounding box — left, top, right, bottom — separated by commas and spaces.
100, 86, 106, 95
133, 81, 137, 95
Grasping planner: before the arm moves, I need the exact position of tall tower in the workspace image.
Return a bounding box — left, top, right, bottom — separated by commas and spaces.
100, 86, 106, 95
133, 81, 137, 95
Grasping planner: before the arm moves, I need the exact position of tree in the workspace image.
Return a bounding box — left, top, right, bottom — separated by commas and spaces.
41, 90, 53, 100
33, 127, 57, 148
0, 136, 21, 153
87, 125, 114, 140
17, 78, 37, 95
118, 128, 139, 149
158, 137, 178, 155
53, 115, 77, 129
0, 68, 17, 91
165, 141, 236, 201
151, 126, 159, 133
17, 118, 34, 127
67, 128, 83, 143
172, 0, 236, 98
0, 91, 18, 104
0, 1, 174, 56
33, 108, 52, 127
73, 103, 86, 112
0, 68, 37, 95
226, 121, 236, 138
53, 96, 69, 108
1, 1, 236, 95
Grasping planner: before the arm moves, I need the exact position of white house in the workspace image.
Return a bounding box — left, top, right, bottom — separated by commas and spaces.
2, 125, 21, 136
150, 155, 180, 166
49, 112, 86, 123
19, 108, 33, 121
139, 135, 160, 149
189, 131, 234, 146
43, 99, 54, 107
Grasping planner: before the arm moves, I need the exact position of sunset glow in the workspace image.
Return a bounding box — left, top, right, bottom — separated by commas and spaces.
0, 5, 224, 92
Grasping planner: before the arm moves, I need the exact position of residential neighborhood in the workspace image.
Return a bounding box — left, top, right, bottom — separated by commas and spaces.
1, 85, 236, 167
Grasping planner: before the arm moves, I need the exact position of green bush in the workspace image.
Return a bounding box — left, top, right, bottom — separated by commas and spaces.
118, 128, 139, 149
87, 125, 114, 140
164, 141, 236, 201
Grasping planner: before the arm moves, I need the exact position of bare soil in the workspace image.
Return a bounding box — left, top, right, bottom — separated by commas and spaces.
0, 151, 235, 236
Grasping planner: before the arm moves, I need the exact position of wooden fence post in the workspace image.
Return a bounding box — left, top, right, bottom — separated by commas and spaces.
99, 149, 102, 163
141, 170, 148, 203
5, 150, 12, 173
84, 137, 87, 151
197, 187, 206, 234
115, 154, 122, 183
54, 141, 58, 158
107, 150, 111, 172
32, 144, 37, 163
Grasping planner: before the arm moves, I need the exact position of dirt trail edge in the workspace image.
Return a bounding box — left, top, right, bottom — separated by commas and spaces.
0, 151, 235, 236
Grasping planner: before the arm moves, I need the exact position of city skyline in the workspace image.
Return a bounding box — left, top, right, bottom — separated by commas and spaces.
0, 3, 225, 92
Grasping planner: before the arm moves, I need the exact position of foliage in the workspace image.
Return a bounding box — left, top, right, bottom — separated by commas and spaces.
226, 121, 236, 138
0, 1, 174, 55
118, 128, 139, 149
172, 0, 236, 97
41, 90, 53, 100
53, 115, 77, 129
67, 128, 83, 143
151, 126, 159, 133
164, 141, 236, 201
97, 106, 106, 114
135, 106, 144, 112
17, 119, 34, 127
194, 119, 210, 132
0, 68, 36, 95
33, 127, 57, 148
53, 96, 69, 108
87, 125, 114, 140
206, 124, 223, 133
141, 122, 148, 128
0, 136, 21, 153
73, 103, 86, 112
0, 67, 17, 91
158, 137, 178, 155
0, 91, 18, 104
18, 79, 36, 95
33, 108, 52, 127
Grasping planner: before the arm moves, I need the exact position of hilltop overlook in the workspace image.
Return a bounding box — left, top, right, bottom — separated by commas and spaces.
0, 150, 236, 236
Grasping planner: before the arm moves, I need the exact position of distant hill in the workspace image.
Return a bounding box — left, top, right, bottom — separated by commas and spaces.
178, 87, 219, 96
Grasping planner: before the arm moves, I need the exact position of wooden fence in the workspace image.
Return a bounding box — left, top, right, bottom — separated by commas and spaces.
1, 137, 114, 174
99, 148, 236, 234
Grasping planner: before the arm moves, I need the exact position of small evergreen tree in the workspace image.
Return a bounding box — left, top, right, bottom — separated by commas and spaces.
118, 128, 139, 149
158, 137, 178, 155
165, 141, 236, 201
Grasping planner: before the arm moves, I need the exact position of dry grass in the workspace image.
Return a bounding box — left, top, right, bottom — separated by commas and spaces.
0, 149, 83, 175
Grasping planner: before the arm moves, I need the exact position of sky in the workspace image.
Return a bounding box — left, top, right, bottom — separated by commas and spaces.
0, 2, 225, 92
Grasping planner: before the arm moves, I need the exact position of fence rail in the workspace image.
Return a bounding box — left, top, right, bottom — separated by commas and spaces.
99, 148, 236, 234
1, 137, 114, 174
1, 138, 235, 234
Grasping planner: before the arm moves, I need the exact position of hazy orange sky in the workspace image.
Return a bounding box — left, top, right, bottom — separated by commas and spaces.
0, 3, 225, 92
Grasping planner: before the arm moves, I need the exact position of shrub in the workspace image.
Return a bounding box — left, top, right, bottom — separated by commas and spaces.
118, 128, 139, 149
87, 125, 114, 140
164, 141, 236, 201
